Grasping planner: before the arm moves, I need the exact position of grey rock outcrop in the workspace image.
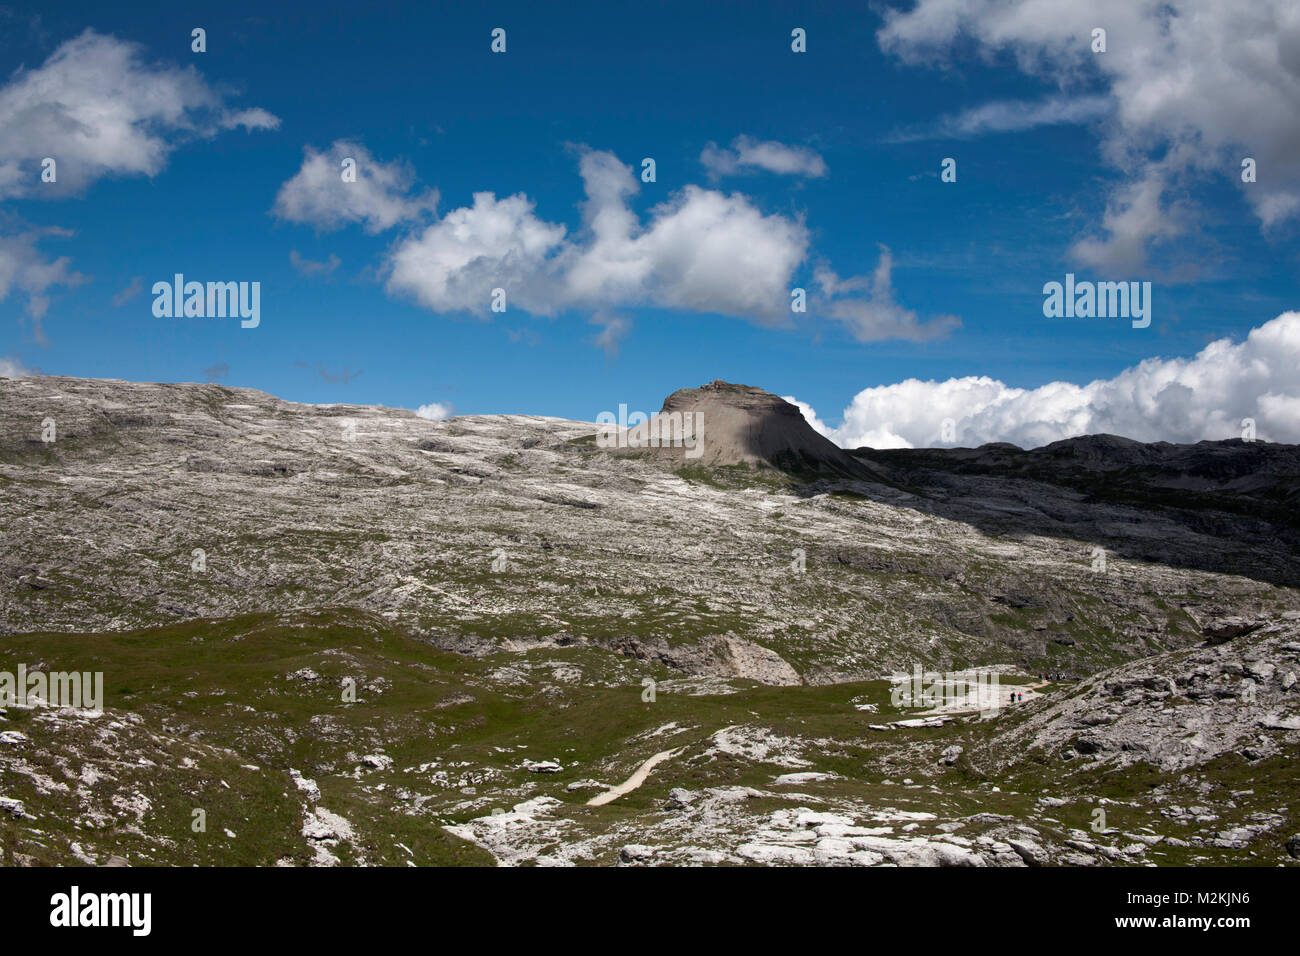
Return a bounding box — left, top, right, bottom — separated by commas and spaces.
978, 622, 1300, 772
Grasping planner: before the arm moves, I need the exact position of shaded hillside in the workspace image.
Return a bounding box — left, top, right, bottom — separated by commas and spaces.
852, 436, 1300, 587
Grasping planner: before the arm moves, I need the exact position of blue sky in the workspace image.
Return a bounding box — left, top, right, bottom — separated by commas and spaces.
2, 0, 1298, 446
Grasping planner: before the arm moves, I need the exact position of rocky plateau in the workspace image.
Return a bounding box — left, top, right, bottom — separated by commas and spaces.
1, 375, 1297, 867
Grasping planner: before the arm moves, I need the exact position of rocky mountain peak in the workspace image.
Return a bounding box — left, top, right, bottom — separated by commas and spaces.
642, 380, 876, 479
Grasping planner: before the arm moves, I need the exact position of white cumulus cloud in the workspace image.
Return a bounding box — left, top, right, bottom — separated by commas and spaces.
0, 30, 275, 342
384, 148, 812, 326
273, 140, 438, 234
385, 191, 567, 314
0, 29, 278, 200
792, 311, 1300, 449
415, 402, 454, 421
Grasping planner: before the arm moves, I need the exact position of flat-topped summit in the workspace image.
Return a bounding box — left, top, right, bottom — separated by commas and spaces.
663, 380, 794, 411
639, 379, 876, 479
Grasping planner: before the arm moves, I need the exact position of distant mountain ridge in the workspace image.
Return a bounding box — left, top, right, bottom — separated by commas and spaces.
855, 433, 1300, 531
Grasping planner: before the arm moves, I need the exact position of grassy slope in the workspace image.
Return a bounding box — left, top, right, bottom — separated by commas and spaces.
3, 610, 1295, 866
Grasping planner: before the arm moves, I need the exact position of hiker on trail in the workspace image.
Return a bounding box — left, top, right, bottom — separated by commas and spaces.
1017, 692, 1023, 702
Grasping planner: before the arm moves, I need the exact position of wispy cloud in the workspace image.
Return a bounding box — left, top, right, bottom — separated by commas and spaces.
0, 355, 36, 378
294, 362, 362, 384
506, 327, 540, 346
289, 250, 341, 276
0, 224, 88, 343
112, 275, 144, 307
878, 0, 1300, 272
700, 135, 827, 178
815, 246, 960, 343
219, 108, 280, 133
589, 311, 631, 358
885, 95, 1110, 143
